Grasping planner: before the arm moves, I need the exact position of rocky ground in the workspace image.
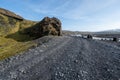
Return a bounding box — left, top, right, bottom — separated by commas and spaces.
0, 36, 120, 80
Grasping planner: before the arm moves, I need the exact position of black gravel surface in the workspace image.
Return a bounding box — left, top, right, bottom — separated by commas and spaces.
0, 36, 120, 80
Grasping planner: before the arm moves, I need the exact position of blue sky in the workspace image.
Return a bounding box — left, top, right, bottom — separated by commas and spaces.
0, 0, 120, 31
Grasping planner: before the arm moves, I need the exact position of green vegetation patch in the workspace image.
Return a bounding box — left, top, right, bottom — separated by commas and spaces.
0, 9, 38, 60
0, 37, 37, 60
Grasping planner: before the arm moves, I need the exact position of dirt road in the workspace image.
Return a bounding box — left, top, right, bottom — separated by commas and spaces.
0, 36, 120, 80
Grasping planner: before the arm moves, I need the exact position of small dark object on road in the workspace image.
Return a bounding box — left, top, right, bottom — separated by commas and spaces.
87, 35, 92, 39
113, 37, 118, 42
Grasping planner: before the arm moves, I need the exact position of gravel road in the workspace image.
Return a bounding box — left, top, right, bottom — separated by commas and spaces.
0, 36, 120, 80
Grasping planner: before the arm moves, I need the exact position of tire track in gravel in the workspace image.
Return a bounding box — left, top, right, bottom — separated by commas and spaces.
87, 39, 120, 80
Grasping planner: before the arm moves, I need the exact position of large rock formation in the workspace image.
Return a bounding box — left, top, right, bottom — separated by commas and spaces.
24, 17, 62, 38
40, 17, 62, 36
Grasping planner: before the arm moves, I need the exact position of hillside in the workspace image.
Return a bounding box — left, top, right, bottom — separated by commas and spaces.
0, 8, 36, 36
0, 8, 37, 60
0, 8, 23, 20
95, 29, 120, 34
62, 30, 94, 36
0, 8, 62, 60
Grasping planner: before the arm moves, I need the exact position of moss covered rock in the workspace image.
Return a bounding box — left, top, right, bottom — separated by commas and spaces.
40, 17, 62, 36
24, 17, 62, 38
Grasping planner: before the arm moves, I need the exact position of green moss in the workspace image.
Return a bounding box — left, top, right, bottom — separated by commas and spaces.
0, 10, 38, 60
0, 12, 39, 60
6, 31, 34, 42
0, 37, 37, 60
0, 14, 9, 24
0, 13, 36, 36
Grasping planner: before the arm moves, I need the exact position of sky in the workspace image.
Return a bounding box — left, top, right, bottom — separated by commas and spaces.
0, 0, 120, 31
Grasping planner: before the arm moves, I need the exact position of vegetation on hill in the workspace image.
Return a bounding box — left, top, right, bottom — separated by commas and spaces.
0, 8, 63, 60
0, 13, 36, 36
0, 8, 23, 20
0, 37, 36, 60
0, 8, 37, 60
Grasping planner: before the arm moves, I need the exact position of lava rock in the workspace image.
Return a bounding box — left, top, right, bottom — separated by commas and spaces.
40, 17, 62, 36
24, 17, 62, 38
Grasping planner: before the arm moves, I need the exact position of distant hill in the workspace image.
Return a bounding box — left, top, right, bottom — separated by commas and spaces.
62, 30, 94, 36
0, 8, 36, 36
96, 29, 120, 34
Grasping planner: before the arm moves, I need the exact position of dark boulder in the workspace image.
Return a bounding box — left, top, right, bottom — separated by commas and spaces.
113, 37, 118, 42
87, 35, 92, 39
39, 17, 62, 36
24, 17, 62, 38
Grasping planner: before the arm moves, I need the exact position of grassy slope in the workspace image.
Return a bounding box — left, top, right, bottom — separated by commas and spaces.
0, 37, 37, 60
0, 13, 36, 36
0, 13, 37, 60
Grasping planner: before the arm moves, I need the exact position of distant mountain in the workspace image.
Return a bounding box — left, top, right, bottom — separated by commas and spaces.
102, 29, 120, 32
62, 30, 94, 36
96, 29, 120, 34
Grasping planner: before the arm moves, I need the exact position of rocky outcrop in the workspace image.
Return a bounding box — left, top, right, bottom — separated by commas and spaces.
40, 17, 62, 36
24, 17, 62, 38
0, 8, 62, 38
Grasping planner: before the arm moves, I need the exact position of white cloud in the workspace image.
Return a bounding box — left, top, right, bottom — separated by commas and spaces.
15, 0, 120, 31
62, 0, 119, 20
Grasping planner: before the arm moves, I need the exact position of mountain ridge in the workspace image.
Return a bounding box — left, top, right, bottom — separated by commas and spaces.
96, 29, 120, 34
